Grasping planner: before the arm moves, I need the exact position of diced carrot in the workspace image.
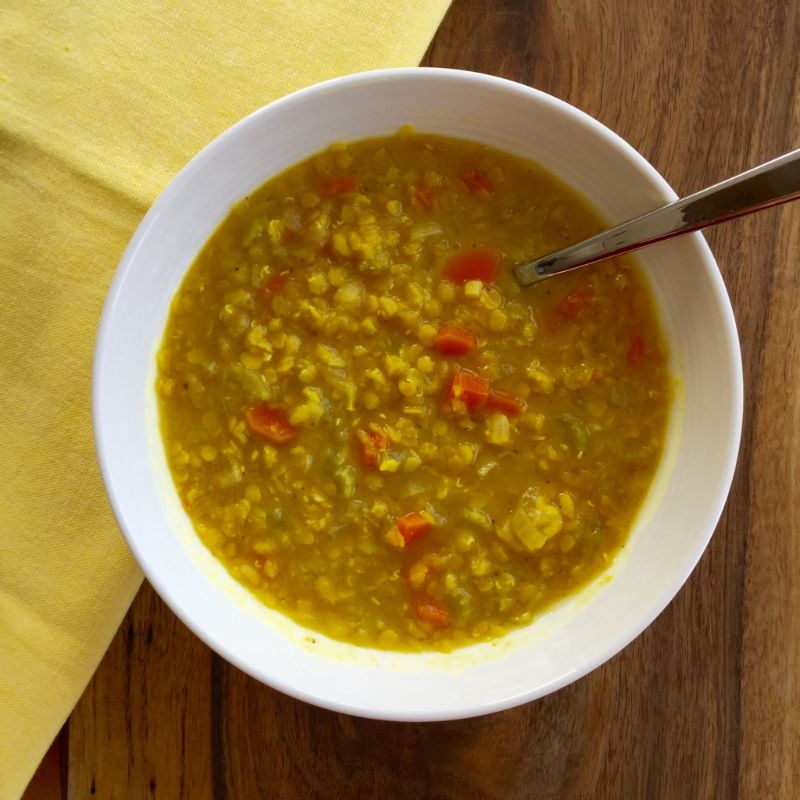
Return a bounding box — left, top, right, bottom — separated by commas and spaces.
557, 289, 591, 319
321, 175, 359, 195
415, 186, 433, 208
443, 248, 501, 284
459, 169, 494, 194
397, 511, 434, 545
448, 368, 490, 409
414, 596, 450, 628
263, 274, 288, 297
434, 323, 478, 356
245, 406, 296, 444
487, 390, 526, 415
356, 428, 389, 467
627, 335, 645, 366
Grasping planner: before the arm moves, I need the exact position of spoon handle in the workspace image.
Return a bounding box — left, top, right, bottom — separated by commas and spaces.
514, 148, 800, 286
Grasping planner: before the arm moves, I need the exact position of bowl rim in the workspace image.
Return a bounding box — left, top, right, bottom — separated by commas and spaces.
93, 66, 744, 720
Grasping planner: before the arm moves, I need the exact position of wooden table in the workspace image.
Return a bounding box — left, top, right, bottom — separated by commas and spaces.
27, 0, 800, 796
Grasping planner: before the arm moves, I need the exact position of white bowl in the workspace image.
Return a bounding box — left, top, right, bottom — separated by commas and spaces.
93, 68, 742, 721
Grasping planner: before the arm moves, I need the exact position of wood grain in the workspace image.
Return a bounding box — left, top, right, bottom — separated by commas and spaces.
65, 1, 800, 797
67, 587, 213, 798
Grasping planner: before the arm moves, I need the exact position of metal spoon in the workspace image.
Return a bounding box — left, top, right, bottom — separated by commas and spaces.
514, 148, 800, 286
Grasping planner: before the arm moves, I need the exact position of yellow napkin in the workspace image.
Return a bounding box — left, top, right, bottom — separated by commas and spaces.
0, 2, 450, 795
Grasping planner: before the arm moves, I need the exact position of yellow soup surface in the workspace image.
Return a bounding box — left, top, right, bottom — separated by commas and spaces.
157, 130, 671, 652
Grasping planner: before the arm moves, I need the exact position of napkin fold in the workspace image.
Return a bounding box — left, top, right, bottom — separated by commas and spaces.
0, 2, 450, 795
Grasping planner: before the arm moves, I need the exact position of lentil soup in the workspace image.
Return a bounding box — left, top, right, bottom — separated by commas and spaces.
156, 130, 671, 652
